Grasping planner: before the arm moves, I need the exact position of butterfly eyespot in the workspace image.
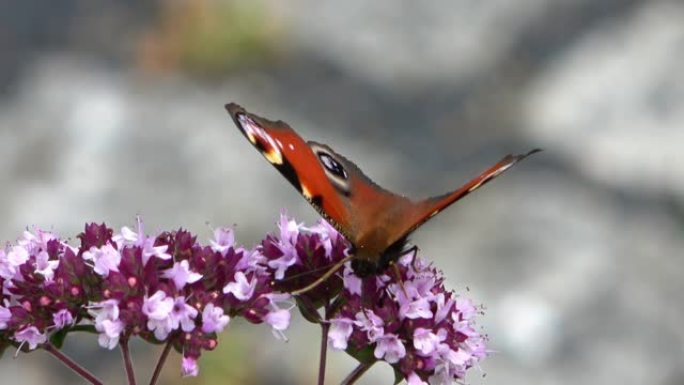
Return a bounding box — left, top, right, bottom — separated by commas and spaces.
318, 153, 348, 180
309, 143, 351, 195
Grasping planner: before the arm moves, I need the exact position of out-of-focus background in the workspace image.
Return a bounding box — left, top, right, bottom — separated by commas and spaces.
1, 1, 683, 384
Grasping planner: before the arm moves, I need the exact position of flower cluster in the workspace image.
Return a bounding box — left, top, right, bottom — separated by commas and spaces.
261, 214, 488, 385
1, 213, 487, 384
0, 219, 291, 376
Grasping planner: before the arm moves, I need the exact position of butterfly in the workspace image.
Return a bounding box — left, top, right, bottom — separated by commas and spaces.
226, 103, 539, 292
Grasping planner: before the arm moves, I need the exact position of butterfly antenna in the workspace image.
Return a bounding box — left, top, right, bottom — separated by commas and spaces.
290, 254, 354, 296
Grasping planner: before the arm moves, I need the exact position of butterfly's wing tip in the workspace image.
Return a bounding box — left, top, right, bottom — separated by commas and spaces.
224, 102, 244, 115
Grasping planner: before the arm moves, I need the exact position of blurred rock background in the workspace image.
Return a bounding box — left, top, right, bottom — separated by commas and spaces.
1, 0, 683, 384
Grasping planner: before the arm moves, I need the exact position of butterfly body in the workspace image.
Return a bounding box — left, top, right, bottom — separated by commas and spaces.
226, 103, 538, 276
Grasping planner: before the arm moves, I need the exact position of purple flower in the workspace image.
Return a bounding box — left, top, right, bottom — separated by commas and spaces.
53, 309, 75, 329
222, 271, 257, 301
14, 326, 47, 350
181, 355, 199, 377
143, 290, 175, 340
34, 251, 59, 281
413, 328, 446, 356
355, 309, 384, 342
163, 260, 203, 290
97, 319, 124, 349
342, 264, 362, 296
328, 317, 355, 350
201, 303, 229, 334
82, 244, 121, 276
210, 227, 235, 254
171, 296, 198, 332
0, 245, 29, 279
0, 305, 11, 329
374, 334, 406, 364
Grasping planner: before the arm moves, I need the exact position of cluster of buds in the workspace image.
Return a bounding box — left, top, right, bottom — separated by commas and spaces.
0, 219, 291, 376
261, 214, 488, 384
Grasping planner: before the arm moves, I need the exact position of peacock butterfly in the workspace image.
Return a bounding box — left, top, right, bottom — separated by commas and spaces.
226, 103, 539, 288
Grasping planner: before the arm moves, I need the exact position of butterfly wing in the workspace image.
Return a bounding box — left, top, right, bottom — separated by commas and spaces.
226, 103, 359, 239
227, 102, 538, 265
386, 149, 541, 245
226, 103, 415, 259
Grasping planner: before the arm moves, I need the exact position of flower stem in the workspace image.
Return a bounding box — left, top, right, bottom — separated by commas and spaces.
120, 338, 137, 385
43, 343, 104, 385
317, 322, 330, 385
341, 362, 374, 385
148, 341, 173, 385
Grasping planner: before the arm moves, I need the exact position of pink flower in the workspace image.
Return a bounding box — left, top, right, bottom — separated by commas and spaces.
413, 328, 442, 356
210, 228, 235, 254
355, 310, 384, 342
53, 309, 75, 329
374, 334, 406, 364
328, 317, 355, 350
0, 305, 11, 329
96, 319, 124, 349
223, 271, 257, 301
342, 264, 362, 296
0, 245, 29, 279
181, 355, 199, 377
201, 303, 229, 334
163, 260, 203, 290
34, 251, 59, 281
170, 296, 198, 332
265, 309, 290, 336
14, 326, 47, 350
82, 244, 121, 276
143, 290, 175, 340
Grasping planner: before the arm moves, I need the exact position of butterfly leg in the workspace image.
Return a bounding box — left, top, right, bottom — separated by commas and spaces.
390, 261, 409, 298
290, 254, 354, 296
400, 245, 419, 271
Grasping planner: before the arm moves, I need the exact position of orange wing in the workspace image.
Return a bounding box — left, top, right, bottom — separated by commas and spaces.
389, 149, 542, 245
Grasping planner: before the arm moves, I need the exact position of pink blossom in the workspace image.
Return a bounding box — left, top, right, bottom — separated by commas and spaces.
355, 310, 384, 342
342, 264, 362, 296
34, 250, 59, 281
53, 309, 75, 329
223, 271, 257, 301
413, 328, 442, 356
210, 227, 235, 254
143, 290, 175, 340
0, 305, 12, 329
328, 317, 355, 350
14, 326, 47, 350
181, 355, 199, 377
374, 334, 406, 364
201, 303, 230, 334
96, 319, 124, 349
163, 260, 203, 290
265, 309, 290, 336
82, 244, 121, 276
170, 296, 198, 332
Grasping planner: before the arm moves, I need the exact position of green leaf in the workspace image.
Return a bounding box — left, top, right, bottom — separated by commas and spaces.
393, 366, 405, 385
295, 296, 322, 324
49, 328, 69, 349
346, 345, 376, 365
